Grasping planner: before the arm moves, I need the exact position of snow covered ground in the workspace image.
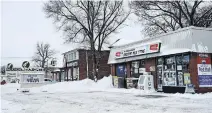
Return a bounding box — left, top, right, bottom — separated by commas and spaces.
1, 76, 212, 113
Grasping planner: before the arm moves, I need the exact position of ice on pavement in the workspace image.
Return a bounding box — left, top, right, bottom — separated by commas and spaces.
1, 75, 212, 113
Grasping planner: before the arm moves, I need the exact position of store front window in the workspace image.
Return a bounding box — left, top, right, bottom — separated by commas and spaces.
176, 55, 190, 85
157, 57, 164, 91
131, 60, 145, 78
163, 56, 177, 86
156, 54, 190, 89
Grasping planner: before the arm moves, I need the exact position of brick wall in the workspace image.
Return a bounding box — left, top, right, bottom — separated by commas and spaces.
144, 58, 157, 88
190, 53, 212, 93
190, 53, 198, 91
111, 64, 116, 76
78, 50, 111, 80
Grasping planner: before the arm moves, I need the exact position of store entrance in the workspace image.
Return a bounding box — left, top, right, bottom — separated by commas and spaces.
115, 64, 127, 88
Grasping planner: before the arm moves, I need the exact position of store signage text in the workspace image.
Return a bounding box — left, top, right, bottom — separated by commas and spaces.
6, 68, 44, 71
198, 64, 212, 75
115, 42, 161, 59
197, 53, 212, 87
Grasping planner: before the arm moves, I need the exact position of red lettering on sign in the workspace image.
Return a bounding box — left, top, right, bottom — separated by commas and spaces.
150, 44, 159, 51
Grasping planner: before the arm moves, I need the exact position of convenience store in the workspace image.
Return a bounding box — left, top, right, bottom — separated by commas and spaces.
108, 26, 212, 93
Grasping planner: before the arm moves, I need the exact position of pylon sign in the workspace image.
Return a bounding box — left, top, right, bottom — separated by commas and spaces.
22, 61, 30, 68
7, 63, 13, 70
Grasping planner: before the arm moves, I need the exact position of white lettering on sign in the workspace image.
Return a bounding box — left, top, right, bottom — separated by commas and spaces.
197, 64, 212, 75
115, 42, 161, 59
199, 54, 208, 58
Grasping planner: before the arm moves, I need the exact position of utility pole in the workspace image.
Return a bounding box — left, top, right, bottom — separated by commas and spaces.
108, 39, 121, 76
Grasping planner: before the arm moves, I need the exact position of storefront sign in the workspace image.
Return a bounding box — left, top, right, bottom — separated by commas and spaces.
21, 74, 44, 83
197, 53, 212, 87
7, 63, 13, 70
6, 68, 44, 71
22, 61, 30, 68
115, 42, 161, 59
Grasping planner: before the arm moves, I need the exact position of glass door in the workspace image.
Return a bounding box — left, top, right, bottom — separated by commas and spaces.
163, 56, 177, 86
157, 58, 163, 91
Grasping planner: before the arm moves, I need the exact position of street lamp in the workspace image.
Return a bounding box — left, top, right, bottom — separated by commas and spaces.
108, 39, 120, 49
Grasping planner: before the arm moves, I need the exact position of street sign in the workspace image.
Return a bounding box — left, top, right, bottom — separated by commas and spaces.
22, 61, 30, 68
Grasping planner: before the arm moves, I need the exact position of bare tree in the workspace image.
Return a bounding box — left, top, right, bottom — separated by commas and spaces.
43, 0, 130, 81
32, 42, 56, 68
130, 0, 212, 36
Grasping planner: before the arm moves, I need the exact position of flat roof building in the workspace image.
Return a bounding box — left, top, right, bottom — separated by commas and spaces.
108, 26, 212, 93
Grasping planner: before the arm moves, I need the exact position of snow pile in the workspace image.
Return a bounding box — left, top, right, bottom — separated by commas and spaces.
92, 75, 113, 89
31, 75, 114, 93
30, 75, 157, 95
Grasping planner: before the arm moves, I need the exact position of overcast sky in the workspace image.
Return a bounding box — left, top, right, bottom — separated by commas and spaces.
1, 1, 144, 67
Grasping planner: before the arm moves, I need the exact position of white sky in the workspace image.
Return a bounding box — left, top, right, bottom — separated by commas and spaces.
1, 0, 144, 67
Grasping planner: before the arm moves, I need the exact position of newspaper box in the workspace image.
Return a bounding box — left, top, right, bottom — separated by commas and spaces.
19, 68, 45, 92
137, 74, 155, 91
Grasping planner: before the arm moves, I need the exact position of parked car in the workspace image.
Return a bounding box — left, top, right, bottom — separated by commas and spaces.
44, 78, 57, 84
1, 80, 6, 85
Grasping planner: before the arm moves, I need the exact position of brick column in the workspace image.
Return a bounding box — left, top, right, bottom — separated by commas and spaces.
126, 62, 131, 78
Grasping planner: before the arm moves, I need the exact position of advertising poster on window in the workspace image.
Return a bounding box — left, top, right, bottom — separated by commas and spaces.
183, 73, 191, 84
116, 65, 126, 77
113, 76, 118, 88
197, 54, 212, 87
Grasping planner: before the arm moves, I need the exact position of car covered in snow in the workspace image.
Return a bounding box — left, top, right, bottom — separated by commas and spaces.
44, 78, 57, 84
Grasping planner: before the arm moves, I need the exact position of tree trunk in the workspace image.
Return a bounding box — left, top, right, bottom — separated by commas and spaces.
91, 43, 98, 82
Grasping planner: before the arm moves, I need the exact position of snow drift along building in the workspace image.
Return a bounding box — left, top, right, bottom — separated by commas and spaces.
108, 26, 212, 93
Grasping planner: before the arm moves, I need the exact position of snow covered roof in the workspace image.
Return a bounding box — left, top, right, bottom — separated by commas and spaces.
108, 26, 212, 64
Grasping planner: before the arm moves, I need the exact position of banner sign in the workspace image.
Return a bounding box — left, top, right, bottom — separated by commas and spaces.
197, 53, 212, 87
115, 42, 161, 59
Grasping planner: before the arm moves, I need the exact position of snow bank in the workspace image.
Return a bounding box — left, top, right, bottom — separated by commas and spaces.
1, 83, 20, 94
31, 75, 114, 93
169, 92, 212, 99
30, 75, 156, 95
